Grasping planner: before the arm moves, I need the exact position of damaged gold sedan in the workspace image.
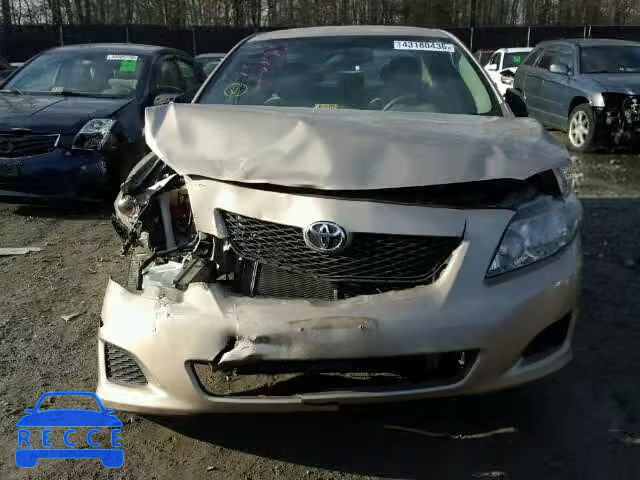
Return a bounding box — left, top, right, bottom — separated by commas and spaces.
99, 26, 582, 414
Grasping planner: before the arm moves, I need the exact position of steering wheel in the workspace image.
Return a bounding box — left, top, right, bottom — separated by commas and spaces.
382, 94, 421, 112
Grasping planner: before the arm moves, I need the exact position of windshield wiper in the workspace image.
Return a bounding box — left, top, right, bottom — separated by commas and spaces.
50, 90, 97, 97
0, 88, 25, 95
50, 89, 123, 99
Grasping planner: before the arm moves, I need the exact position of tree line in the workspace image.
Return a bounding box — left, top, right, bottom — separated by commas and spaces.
3, 0, 640, 27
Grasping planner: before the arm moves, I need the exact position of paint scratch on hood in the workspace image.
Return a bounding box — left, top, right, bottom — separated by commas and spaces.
145, 103, 569, 190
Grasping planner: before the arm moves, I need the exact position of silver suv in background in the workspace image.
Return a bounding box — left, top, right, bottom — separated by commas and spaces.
513, 38, 640, 151
484, 47, 533, 95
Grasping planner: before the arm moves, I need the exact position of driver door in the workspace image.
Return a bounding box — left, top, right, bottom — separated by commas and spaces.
150, 55, 185, 106
175, 57, 204, 101
537, 45, 578, 130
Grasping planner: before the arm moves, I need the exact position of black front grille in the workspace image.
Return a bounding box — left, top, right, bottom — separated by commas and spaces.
253, 263, 424, 300
0, 134, 58, 158
222, 211, 460, 283
255, 263, 337, 300
104, 343, 147, 385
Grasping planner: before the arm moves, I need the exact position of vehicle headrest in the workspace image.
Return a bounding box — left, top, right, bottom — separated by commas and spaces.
280, 62, 313, 76
380, 57, 422, 82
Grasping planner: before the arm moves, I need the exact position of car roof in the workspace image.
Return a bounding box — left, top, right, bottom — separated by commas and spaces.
46, 43, 189, 56
538, 38, 640, 47
197, 53, 225, 58
250, 26, 452, 42
500, 47, 533, 53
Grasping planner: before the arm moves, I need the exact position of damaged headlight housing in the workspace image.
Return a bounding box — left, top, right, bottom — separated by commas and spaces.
116, 194, 140, 219
73, 118, 116, 150
487, 195, 581, 277
553, 166, 574, 197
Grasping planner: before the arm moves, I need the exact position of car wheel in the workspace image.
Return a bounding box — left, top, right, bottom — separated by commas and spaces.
567, 104, 596, 152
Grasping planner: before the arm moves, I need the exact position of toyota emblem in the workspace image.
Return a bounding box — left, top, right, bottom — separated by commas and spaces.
303, 221, 347, 253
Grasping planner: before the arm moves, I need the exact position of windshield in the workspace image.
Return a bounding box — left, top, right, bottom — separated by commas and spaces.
581, 46, 640, 74
4, 50, 148, 97
198, 36, 500, 115
502, 52, 528, 69
35, 395, 102, 412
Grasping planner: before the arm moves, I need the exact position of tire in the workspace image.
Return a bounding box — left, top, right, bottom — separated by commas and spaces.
567, 104, 597, 152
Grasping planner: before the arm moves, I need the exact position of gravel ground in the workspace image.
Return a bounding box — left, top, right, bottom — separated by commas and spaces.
0, 150, 639, 480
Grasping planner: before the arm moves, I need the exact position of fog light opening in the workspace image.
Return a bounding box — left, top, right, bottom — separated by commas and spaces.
521, 314, 572, 363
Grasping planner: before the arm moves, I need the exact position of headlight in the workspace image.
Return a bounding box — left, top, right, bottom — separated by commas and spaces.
487, 195, 581, 277
116, 194, 140, 219
73, 118, 116, 150
553, 166, 576, 197
500, 75, 514, 85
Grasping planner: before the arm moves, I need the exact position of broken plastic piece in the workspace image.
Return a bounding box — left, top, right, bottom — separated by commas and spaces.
61, 311, 84, 322
0, 247, 42, 255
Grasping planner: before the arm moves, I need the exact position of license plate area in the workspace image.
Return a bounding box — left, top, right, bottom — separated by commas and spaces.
0, 160, 20, 176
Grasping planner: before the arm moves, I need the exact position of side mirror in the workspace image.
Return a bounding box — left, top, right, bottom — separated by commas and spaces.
505, 88, 528, 117
153, 86, 185, 106
550, 63, 570, 75
486, 64, 498, 72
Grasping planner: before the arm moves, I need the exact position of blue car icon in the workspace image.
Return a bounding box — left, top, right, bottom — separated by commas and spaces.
15, 391, 123, 468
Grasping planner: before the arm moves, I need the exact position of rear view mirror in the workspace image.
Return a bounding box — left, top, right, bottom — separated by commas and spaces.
154, 94, 180, 106
550, 63, 570, 75
505, 89, 528, 117
153, 86, 185, 106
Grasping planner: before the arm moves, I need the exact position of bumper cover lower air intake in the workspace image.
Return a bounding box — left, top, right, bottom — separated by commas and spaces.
104, 342, 147, 385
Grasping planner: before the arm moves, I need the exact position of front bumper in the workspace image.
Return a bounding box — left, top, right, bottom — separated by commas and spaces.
98, 239, 581, 414
0, 148, 111, 204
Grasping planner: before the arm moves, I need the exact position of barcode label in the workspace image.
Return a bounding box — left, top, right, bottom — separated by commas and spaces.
393, 40, 455, 53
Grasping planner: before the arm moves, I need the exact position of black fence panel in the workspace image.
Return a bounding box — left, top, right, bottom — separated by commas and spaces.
590, 25, 640, 41
445, 27, 472, 46
5, 23, 640, 64
194, 27, 262, 55
471, 26, 529, 50
63, 25, 127, 45
0, 25, 59, 61
530, 26, 585, 45
129, 25, 194, 54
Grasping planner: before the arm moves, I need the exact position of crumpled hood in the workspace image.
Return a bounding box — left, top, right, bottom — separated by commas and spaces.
587, 73, 640, 95
0, 94, 134, 134
145, 104, 569, 190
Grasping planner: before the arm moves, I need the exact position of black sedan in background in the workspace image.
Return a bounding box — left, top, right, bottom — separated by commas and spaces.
0, 43, 204, 204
